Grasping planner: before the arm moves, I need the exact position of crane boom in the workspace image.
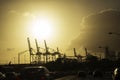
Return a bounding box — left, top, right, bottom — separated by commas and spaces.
35, 39, 39, 52
44, 40, 48, 52
85, 48, 88, 56
27, 37, 32, 64
44, 40, 49, 63
73, 48, 77, 57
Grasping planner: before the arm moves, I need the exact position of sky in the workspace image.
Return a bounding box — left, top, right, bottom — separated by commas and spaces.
0, 0, 120, 64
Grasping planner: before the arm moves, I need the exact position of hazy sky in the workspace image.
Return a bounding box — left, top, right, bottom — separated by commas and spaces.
0, 0, 120, 64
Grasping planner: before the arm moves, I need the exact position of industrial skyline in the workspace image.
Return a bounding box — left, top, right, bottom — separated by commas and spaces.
0, 0, 120, 64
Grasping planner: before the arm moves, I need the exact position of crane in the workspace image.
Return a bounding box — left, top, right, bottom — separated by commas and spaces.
35, 39, 42, 63
44, 40, 50, 63
73, 48, 83, 62
27, 37, 36, 64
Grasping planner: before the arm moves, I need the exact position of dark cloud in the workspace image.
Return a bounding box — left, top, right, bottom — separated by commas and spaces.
69, 9, 120, 52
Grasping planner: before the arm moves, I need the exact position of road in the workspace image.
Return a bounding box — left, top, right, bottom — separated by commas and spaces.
55, 75, 113, 80
55, 75, 75, 80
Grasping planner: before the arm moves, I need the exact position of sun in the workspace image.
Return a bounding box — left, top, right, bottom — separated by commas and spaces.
29, 17, 53, 40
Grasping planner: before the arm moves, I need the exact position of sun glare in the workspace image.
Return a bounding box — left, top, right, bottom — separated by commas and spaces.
29, 17, 53, 40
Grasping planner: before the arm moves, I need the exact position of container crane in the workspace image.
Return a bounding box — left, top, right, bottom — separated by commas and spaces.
73, 48, 83, 62
27, 37, 35, 64
51, 47, 61, 61
35, 39, 42, 63
85, 48, 88, 56
44, 40, 50, 63
73, 48, 77, 57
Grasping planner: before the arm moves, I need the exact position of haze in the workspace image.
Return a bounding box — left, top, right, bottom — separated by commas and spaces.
0, 0, 120, 64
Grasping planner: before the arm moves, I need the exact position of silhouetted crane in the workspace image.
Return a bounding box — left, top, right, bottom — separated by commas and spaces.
51, 47, 61, 61
27, 37, 36, 64
44, 40, 51, 63
85, 48, 88, 56
35, 39, 42, 63
73, 48, 82, 62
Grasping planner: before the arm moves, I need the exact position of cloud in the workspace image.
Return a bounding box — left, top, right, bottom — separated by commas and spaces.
69, 9, 120, 53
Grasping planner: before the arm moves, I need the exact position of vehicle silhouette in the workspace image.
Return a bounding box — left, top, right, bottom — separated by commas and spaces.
17, 66, 54, 80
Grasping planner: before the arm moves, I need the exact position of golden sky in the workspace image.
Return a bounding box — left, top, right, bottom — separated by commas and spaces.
0, 0, 120, 64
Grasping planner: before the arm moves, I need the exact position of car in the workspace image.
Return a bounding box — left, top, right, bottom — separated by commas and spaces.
112, 67, 120, 80
0, 66, 17, 80
17, 66, 54, 80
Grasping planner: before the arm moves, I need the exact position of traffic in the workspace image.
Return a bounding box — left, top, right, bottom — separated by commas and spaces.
0, 65, 119, 80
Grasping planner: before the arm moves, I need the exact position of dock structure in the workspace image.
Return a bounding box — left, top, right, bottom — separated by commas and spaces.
18, 38, 90, 64
18, 38, 62, 64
